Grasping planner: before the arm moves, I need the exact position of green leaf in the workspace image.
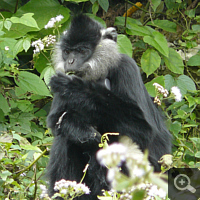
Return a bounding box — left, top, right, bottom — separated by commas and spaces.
145, 76, 165, 97
21, 144, 42, 152
141, 49, 161, 77
164, 74, 176, 91
0, 93, 10, 114
117, 34, 132, 57
192, 25, 200, 32
10, 13, 39, 29
23, 38, 31, 52
14, 71, 51, 97
169, 121, 182, 135
176, 75, 196, 95
4, 0, 70, 38
4, 20, 12, 30
195, 152, 200, 158
65, 0, 89, 2
147, 19, 177, 33
163, 48, 184, 74
98, 0, 109, 12
185, 9, 196, 18
43, 66, 55, 86
12, 39, 23, 58
151, 0, 161, 11
143, 31, 169, 57
92, 1, 99, 14
0, 170, 12, 181
187, 54, 200, 66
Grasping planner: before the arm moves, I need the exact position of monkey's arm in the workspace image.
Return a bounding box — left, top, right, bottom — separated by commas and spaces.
48, 72, 152, 150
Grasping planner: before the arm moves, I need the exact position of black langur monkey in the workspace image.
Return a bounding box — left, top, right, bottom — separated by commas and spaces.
47, 14, 171, 199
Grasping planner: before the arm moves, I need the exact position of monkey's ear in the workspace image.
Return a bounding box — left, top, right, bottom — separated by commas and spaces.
101, 27, 117, 42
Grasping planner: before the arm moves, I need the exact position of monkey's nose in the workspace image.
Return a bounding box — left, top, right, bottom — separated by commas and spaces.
68, 59, 74, 64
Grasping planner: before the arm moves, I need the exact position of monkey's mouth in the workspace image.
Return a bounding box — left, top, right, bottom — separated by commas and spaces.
66, 70, 85, 78
66, 71, 76, 75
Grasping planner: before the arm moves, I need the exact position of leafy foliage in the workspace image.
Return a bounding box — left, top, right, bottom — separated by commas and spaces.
0, 0, 199, 199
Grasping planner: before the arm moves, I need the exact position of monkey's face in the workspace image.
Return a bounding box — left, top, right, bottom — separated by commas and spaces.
61, 44, 94, 73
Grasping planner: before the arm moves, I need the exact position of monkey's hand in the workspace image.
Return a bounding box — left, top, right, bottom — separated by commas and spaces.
49, 71, 82, 93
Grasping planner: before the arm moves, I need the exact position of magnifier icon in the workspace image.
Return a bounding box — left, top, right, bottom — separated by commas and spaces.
174, 174, 196, 193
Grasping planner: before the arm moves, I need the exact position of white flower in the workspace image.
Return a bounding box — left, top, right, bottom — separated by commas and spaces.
107, 168, 117, 182
132, 167, 145, 178
32, 39, 44, 54
5, 46, 9, 51
53, 179, 90, 195
45, 15, 64, 29
56, 14, 64, 22
171, 86, 182, 102
153, 83, 168, 97
39, 184, 48, 198
96, 143, 127, 167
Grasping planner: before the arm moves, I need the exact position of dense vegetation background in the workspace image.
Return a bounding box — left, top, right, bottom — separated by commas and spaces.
0, 0, 199, 199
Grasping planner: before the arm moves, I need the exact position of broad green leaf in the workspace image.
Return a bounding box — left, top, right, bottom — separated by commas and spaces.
115, 17, 142, 27
65, 0, 89, 2
169, 121, 182, 135
17, 100, 33, 112
4, 0, 70, 38
145, 76, 165, 97
141, 49, 161, 77
23, 38, 31, 52
12, 39, 23, 57
86, 14, 106, 27
143, 31, 169, 57
192, 25, 200, 32
117, 34, 132, 57
176, 75, 196, 95
21, 144, 42, 152
4, 20, 12, 30
115, 17, 153, 36
0, 171, 12, 181
151, 0, 161, 11
98, 0, 109, 12
127, 24, 152, 36
195, 152, 200, 158
164, 74, 176, 91
185, 9, 196, 18
43, 66, 55, 86
92, 2, 99, 15
10, 13, 39, 29
0, 93, 10, 114
0, 21, 3, 31
14, 71, 51, 96
147, 19, 177, 33
187, 54, 200, 66
163, 48, 184, 74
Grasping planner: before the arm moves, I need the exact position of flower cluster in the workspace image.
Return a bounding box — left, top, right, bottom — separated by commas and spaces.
171, 86, 182, 102
32, 35, 56, 54
119, 183, 166, 200
52, 179, 90, 199
96, 143, 127, 167
153, 83, 169, 98
45, 15, 64, 29
153, 83, 169, 106
39, 185, 49, 199
32, 39, 44, 54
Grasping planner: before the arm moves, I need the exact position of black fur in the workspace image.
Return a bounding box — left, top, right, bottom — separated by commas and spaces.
47, 15, 171, 199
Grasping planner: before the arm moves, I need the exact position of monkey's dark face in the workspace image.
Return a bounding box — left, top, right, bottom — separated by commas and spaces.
61, 43, 94, 73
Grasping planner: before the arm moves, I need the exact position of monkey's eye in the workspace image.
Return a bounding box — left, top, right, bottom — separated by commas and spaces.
64, 50, 70, 54
77, 48, 86, 54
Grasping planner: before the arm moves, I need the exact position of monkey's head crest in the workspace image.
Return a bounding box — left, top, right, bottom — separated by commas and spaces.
62, 14, 103, 48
